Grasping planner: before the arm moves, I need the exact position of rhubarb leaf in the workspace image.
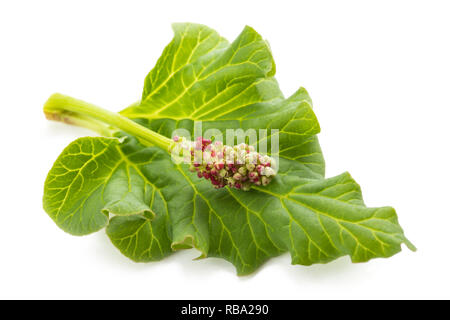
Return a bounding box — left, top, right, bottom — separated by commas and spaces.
42, 23, 414, 275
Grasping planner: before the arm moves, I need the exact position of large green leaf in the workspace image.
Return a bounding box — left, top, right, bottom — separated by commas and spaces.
43, 23, 414, 275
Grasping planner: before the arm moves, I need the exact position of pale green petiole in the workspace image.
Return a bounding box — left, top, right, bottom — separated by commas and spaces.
44, 93, 173, 150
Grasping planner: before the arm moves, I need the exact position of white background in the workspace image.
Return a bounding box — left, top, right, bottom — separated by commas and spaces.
1, 0, 449, 299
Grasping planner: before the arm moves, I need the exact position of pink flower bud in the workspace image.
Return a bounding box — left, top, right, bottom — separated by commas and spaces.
211, 177, 220, 186
249, 171, 258, 179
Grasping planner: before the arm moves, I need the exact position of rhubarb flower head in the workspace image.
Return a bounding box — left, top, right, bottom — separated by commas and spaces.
171, 136, 277, 191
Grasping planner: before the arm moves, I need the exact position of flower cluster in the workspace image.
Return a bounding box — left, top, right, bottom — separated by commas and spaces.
171, 136, 276, 191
